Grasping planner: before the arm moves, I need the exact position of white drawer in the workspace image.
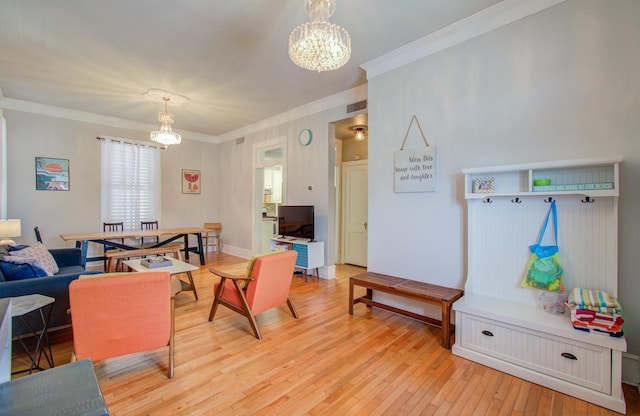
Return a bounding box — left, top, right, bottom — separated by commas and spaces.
459, 314, 611, 394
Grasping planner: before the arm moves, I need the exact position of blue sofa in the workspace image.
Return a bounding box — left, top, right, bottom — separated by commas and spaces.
0, 247, 102, 336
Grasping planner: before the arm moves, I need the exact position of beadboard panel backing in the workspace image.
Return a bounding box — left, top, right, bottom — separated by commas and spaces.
466, 196, 617, 305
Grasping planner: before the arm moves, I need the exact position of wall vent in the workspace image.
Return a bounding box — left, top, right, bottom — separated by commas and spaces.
235, 137, 245, 144
347, 100, 367, 113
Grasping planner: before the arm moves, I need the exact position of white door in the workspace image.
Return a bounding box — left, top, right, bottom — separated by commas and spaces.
342, 160, 368, 267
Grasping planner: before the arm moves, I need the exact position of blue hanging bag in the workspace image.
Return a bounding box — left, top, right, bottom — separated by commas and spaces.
521, 201, 564, 291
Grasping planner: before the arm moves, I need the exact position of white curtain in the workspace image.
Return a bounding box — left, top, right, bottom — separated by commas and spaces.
100, 137, 161, 230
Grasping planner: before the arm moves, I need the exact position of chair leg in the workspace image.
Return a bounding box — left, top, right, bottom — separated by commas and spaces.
169, 297, 175, 379
208, 277, 226, 321
231, 280, 262, 340
287, 297, 299, 319
185, 271, 198, 300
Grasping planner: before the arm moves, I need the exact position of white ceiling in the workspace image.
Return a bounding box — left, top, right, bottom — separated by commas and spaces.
0, 0, 503, 141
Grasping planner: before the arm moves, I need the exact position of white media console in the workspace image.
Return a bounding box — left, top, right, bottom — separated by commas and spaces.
270, 238, 324, 278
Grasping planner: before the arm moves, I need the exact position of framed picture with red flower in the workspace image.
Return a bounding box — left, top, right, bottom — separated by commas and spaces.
182, 169, 200, 194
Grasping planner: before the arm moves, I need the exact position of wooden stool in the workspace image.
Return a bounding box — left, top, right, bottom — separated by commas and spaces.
203, 222, 221, 252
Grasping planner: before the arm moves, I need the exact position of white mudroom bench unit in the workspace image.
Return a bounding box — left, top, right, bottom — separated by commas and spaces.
452, 156, 626, 413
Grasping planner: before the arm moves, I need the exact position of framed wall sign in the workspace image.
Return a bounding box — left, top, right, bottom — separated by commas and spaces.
394, 147, 437, 192
182, 169, 201, 194
393, 115, 436, 193
35, 157, 70, 191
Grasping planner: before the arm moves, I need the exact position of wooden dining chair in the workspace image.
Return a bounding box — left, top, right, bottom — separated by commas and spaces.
103, 222, 124, 233
102, 222, 124, 270
140, 220, 159, 246
34, 226, 43, 243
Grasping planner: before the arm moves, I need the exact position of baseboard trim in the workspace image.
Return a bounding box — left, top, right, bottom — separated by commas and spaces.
219, 245, 251, 260
622, 352, 640, 386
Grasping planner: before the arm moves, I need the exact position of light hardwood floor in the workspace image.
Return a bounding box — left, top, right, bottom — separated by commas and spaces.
10, 252, 640, 415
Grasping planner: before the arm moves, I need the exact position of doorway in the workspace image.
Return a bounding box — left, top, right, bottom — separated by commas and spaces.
253, 138, 286, 255
331, 113, 368, 267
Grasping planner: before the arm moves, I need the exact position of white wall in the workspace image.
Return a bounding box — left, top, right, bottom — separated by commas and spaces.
5, 110, 219, 260
215, 107, 351, 266
367, 0, 640, 354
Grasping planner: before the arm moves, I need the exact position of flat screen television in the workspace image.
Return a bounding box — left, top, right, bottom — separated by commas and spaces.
277, 205, 314, 241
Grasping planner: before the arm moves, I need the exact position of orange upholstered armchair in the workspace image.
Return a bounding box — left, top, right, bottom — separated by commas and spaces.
68, 271, 175, 378
208, 250, 298, 340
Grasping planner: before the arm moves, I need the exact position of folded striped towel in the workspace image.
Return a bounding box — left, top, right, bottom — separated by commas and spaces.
568, 305, 624, 329
567, 288, 622, 314
572, 323, 624, 338
571, 317, 623, 333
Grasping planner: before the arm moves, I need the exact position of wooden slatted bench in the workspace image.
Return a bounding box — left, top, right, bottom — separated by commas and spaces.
105, 243, 184, 272
349, 272, 464, 349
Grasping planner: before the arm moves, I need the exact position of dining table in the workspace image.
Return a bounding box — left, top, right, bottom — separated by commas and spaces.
60, 227, 209, 267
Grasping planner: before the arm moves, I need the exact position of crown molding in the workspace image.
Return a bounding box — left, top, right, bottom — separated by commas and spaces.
0, 97, 220, 144
361, 0, 568, 79
0, 85, 368, 144
217, 84, 368, 142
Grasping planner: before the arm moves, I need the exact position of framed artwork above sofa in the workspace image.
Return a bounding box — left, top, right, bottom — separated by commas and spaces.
35, 157, 69, 191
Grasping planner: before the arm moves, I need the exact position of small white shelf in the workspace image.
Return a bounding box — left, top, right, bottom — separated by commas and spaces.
464, 156, 621, 199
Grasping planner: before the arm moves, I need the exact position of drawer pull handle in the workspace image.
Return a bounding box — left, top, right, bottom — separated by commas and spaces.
561, 352, 577, 360
481, 330, 494, 337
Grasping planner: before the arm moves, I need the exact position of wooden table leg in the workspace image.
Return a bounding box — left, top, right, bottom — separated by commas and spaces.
183, 235, 190, 261
348, 279, 354, 315
196, 233, 205, 265
441, 301, 451, 349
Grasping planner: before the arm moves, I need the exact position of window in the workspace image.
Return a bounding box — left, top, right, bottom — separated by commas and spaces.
100, 137, 161, 230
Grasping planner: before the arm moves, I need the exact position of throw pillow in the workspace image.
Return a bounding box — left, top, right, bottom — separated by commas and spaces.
240, 250, 286, 289
0, 257, 48, 280
9, 242, 59, 276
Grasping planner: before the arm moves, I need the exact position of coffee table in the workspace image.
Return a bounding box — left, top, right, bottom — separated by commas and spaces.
123, 257, 199, 300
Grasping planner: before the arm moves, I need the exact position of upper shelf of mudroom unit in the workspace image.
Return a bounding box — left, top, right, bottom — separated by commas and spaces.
463, 156, 622, 199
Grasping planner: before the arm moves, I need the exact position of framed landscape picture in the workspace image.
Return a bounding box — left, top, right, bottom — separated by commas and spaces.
472, 177, 495, 193
182, 169, 200, 194
35, 157, 70, 191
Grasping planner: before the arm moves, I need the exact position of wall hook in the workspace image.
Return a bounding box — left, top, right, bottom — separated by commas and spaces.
582, 196, 595, 203
483, 197, 492, 204
544, 196, 554, 203
511, 197, 521, 204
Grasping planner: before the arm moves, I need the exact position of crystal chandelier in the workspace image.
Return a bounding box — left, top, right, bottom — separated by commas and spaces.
150, 97, 181, 146
288, 0, 351, 72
